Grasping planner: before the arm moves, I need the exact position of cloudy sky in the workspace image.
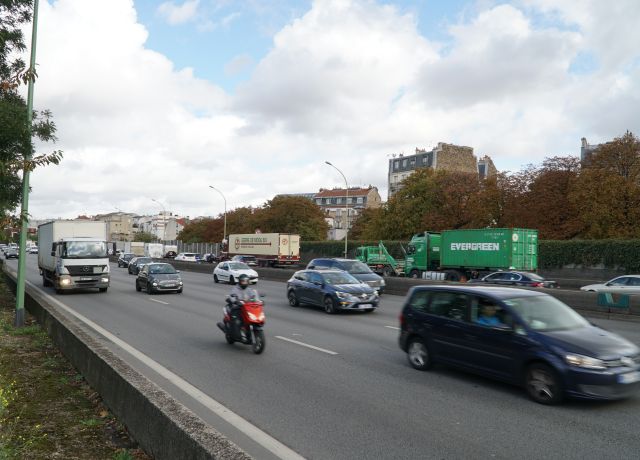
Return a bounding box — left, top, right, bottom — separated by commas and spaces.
23, 0, 640, 220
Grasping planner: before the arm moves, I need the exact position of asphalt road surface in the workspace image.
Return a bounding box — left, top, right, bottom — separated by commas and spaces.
7, 258, 640, 460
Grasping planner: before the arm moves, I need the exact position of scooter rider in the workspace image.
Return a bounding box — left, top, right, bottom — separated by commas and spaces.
226, 274, 258, 341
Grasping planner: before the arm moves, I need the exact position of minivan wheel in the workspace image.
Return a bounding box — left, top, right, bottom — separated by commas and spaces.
525, 363, 563, 405
407, 339, 433, 370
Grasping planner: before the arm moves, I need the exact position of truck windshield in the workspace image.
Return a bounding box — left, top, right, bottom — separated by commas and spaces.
62, 242, 107, 259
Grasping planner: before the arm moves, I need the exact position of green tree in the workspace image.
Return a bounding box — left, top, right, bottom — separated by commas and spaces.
1, 0, 63, 220
132, 231, 157, 243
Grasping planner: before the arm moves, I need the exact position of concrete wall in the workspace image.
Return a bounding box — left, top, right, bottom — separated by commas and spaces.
2, 264, 251, 460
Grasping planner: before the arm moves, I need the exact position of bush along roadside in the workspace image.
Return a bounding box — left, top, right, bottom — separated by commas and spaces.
0, 278, 150, 460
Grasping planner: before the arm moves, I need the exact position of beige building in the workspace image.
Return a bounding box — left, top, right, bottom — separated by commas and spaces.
388, 143, 497, 197
94, 212, 135, 241
314, 187, 382, 240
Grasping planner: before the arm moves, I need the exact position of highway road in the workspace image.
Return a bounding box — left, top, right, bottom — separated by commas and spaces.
6, 257, 640, 460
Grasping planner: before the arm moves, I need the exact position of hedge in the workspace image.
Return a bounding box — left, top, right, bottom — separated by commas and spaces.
301, 239, 640, 271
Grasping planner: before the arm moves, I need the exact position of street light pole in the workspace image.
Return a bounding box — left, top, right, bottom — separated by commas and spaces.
208, 185, 227, 251
15, 0, 40, 327
151, 198, 167, 242
325, 161, 349, 258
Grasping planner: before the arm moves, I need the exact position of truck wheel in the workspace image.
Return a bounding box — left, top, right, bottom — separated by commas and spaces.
42, 273, 51, 287
383, 267, 393, 277
409, 269, 420, 279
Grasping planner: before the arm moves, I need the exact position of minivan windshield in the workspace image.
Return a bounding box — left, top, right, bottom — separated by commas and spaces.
340, 260, 373, 274
503, 295, 590, 332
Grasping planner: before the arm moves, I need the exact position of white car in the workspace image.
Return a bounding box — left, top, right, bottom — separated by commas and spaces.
174, 252, 201, 262
28, 246, 38, 254
213, 261, 258, 285
580, 275, 640, 294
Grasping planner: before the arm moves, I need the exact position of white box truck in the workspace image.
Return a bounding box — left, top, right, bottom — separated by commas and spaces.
144, 243, 164, 258
38, 220, 110, 293
227, 233, 300, 266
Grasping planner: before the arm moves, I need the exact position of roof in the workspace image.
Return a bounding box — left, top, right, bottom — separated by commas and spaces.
315, 187, 375, 198
409, 285, 546, 299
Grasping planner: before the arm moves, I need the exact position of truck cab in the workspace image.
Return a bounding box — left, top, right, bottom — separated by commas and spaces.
45, 238, 110, 292
404, 232, 441, 277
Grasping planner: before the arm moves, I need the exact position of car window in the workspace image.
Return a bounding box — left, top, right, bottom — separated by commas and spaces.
627, 277, 640, 286
429, 292, 469, 320
408, 291, 431, 313
308, 273, 323, 284
504, 295, 589, 331
485, 273, 503, 281
322, 272, 360, 285
311, 260, 330, 268
294, 272, 308, 282
220, 264, 228, 270
229, 262, 250, 270
608, 277, 629, 286
338, 260, 373, 274
470, 296, 512, 327
508, 273, 522, 281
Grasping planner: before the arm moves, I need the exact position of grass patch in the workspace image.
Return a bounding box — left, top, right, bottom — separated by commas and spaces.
0, 276, 150, 459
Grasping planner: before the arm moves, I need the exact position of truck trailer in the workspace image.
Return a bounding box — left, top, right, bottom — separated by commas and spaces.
404, 228, 538, 281
38, 220, 110, 293
227, 233, 300, 267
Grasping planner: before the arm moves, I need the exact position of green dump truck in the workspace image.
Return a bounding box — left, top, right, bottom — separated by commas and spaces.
355, 241, 405, 276
405, 228, 538, 280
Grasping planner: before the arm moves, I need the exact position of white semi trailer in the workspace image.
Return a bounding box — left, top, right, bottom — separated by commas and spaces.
38, 220, 110, 293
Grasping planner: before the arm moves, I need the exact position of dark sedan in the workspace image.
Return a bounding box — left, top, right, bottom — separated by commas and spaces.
469, 271, 558, 288
128, 257, 153, 275
136, 263, 183, 294
117, 252, 136, 267
286, 269, 379, 314
4, 248, 18, 259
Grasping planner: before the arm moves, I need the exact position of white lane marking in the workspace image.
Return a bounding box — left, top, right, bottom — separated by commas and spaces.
149, 298, 169, 305
15, 275, 305, 460
274, 336, 338, 355
385, 326, 400, 331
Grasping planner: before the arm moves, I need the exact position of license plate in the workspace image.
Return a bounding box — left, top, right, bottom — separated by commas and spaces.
80, 277, 93, 281
618, 371, 640, 384
359, 304, 372, 309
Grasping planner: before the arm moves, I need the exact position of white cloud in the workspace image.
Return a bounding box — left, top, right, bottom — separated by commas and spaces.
157, 0, 200, 25
22, 0, 640, 221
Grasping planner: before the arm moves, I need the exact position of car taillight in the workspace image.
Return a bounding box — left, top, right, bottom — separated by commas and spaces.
532, 282, 544, 287
399, 311, 405, 327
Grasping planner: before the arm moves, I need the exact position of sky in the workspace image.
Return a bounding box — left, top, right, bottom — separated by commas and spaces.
22, 0, 640, 220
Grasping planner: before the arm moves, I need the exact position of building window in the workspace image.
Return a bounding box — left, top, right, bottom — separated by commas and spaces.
316, 199, 321, 204
357, 197, 363, 204
331, 198, 337, 204
322, 198, 327, 204
394, 160, 399, 170
403, 159, 408, 167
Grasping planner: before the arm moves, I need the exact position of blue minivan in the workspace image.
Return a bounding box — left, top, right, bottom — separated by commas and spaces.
399, 285, 640, 404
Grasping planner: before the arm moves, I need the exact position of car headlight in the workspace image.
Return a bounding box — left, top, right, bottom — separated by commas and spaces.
179, 281, 183, 285
336, 291, 350, 299
380, 279, 386, 286
565, 353, 606, 370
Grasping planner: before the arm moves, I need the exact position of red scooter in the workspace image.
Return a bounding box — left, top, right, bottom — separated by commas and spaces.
217, 299, 266, 354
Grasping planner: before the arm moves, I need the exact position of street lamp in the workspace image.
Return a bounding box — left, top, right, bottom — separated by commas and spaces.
151, 198, 167, 241
325, 161, 349, 257
208, 185, 227, 251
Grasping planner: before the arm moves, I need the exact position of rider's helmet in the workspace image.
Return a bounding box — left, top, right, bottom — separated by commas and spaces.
238, 274, 250, 289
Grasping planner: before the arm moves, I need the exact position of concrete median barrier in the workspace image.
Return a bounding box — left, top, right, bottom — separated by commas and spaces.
2, 264, 252, 460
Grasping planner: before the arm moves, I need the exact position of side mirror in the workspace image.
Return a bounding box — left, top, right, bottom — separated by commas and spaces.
176, 270, 180, 273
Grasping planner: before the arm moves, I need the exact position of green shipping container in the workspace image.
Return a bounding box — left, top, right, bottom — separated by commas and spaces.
440, 228, 537, 271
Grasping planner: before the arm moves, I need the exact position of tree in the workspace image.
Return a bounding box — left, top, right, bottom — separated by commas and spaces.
254, 196, 328, 241
588, 131, 640, 181
349, 207, 387, 240
132, 231, 158, 243
0, 0, 63, 220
